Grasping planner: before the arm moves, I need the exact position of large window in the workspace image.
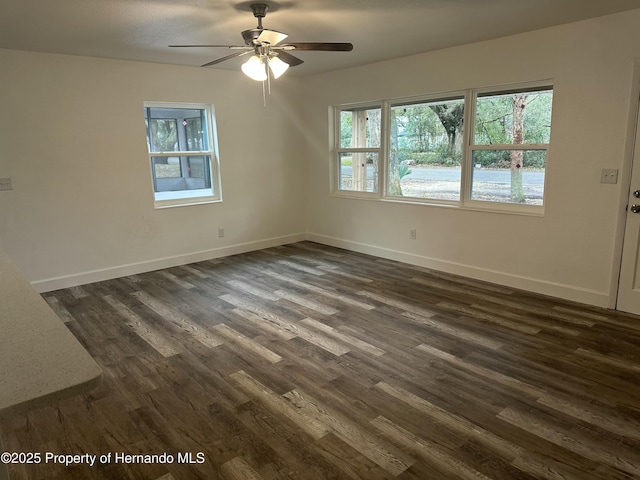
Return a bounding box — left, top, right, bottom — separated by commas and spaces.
332, 82, 553, 213
388, 96, 465, 202
144, 102, 221, 208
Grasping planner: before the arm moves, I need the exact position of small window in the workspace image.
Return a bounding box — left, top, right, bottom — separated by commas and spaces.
470, 88, 552, 206
144, 103, 221, 208
334, 105, 382, 194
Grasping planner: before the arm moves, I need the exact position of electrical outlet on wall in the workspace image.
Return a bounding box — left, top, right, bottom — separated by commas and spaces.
0, 178, 13, 191
600, 169, 618, 184
218, 228, 225, 238
410, 229, 417, 240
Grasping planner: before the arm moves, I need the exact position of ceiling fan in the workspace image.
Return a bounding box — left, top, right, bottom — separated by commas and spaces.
169, 3, 353, 81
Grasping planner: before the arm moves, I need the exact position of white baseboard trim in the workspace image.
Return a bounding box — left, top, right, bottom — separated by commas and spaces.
307, 232, 610, 308
32, 231, 611, 308
32, 233, 307, 293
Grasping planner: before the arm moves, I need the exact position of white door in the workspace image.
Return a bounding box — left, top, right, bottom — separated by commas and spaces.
617, 109, 640, 314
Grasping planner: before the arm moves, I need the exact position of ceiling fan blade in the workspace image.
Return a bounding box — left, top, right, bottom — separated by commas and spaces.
281, 42, 353, 52
170, 44, 246, 48
257, 29, 288, 46
201, 50, 251, 67
276, 51, 304, 67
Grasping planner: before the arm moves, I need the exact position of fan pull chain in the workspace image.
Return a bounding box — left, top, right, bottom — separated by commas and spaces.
264, 81, 268, 106
261, 60, 271, 107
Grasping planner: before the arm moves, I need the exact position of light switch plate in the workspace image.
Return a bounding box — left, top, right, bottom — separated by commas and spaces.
0, 178, 12, 191
600, 169, 618, 184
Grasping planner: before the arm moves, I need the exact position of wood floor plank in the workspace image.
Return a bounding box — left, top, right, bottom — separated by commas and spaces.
43, 294, 76, 323
103, 295, 182, 357
132, 291, 224, 348
416, 344, 546, 399
370, 415, 491, 480
314, 433, 398, 480
228, 370, 329, 440
282, 389, 414, 476
159, 270, 195, 289
181, 264, 211, 279
536, 393, 640, 441
232, 399, 351, 479
3, 241, 640, 479
402, 311, 505, 350
510, 452, 607, 480
573, 347, 640, 373
219, 294, 303, 337
213, 324, 282, 364
497, 406, 640, 477
274, 289, 339, 316
262, 270, 375, 310
220, 456, 265, 480
300, 317, 386, 356
375, 381, 524, 460
277, 260, 326, 276
230, 308, 297, 341
357, 290, 437, 318
227, 279, 281, 302
221, 294, 351, 356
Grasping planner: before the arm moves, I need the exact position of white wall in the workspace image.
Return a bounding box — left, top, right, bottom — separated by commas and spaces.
301, 10, 640, 307
2, 9, 640, 307
0, 49, 307, 290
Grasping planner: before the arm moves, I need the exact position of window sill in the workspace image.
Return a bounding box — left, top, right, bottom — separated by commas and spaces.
462, 200, 544, 217
331, 190, 544, 216
153, 189, 221, 209
330, 189, 380, 200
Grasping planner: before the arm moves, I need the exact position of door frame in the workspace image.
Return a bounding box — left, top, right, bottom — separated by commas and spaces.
609, 58, 640, 309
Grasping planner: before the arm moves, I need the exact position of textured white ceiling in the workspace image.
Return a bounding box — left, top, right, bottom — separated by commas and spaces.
2, 0, 640, 76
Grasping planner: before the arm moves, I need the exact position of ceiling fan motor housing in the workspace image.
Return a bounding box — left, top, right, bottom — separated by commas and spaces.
250, 3, 269, 19
242, 4, 270, 45
242, 29, 264, 46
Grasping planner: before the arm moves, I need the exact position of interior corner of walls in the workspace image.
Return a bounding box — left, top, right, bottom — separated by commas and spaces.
31, 232, 308, 293
306, 232, 610, 309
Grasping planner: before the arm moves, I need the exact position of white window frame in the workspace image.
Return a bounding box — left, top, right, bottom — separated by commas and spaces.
464, 81, 552, 214
383, 91, 469, 207
330, 80, 553, 216
144, 101, 222, 209
331, 102, 384, 198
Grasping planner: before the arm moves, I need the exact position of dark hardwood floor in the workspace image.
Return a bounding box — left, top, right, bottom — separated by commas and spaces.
2, 241, 640, 479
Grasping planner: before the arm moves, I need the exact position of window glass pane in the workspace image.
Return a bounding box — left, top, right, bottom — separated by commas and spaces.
389, 162, 461, 201
339, 108, 381, 148
338, 152, 378, 193
470, 150, 545, 205
147, 119, 178, 152
152, 155, 212, 193
152, 155, 182, 179
474, 89, 553, 145
145, 107, 209, 152
185, 116, 206, 151
388, 98, 464, 200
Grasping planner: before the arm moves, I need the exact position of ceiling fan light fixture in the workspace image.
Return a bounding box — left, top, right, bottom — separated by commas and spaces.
171, 2, 353, 90
241, 55, 267, 81
268, 56, 289, 79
